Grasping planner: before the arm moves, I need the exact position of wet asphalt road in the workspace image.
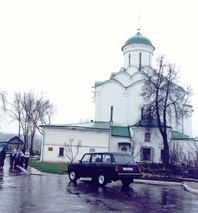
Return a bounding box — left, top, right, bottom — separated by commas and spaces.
0, 159, 198, 213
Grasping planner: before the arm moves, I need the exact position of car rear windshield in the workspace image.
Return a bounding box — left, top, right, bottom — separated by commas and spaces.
114, 154, 135, 164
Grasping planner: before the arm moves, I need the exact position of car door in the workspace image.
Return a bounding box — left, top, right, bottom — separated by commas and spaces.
88, 153, 102, 177
77, 153, 91, 177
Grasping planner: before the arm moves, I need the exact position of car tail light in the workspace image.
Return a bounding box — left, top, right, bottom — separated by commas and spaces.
115, 165, 119, 172
136, 165, 141, 172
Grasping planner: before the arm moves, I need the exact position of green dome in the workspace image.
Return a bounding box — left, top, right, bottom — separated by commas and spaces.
123, 32, 153, 47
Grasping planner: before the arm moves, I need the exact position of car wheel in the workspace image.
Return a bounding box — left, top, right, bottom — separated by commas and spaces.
97, 174, 107, 186
69, 171, 78, 182
121, 178, 133, 187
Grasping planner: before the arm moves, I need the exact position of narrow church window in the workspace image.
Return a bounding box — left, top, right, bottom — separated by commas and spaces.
139, 52, 142, 70
141, 107, 144, 120
129, 53, 131, 66
149, 54, 151, 67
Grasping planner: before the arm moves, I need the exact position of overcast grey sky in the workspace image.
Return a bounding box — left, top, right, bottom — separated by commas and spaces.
0, 0, 198, 136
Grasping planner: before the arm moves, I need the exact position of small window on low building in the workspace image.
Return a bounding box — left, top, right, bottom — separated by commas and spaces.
59, 147, 64, 156
89, 148, 95, 153
145, 132, 151, 142
48, 147, 53, 151
141, 148, 152, 161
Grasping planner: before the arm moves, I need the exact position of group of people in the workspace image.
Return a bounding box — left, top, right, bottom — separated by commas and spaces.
0, 146, 6, 169
10, 148, 30, 170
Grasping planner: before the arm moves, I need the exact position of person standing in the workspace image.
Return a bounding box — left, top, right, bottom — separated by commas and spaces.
0, 146, 3, 168
10, 148, 16, 169
19, 149, 24, 167
0, 147, 6, 169
24, 149, 30, 169
14, 149, 21, 170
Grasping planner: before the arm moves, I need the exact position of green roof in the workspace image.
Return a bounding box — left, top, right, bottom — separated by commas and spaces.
95, 81, 103, 87
133, 118, 166, 127
171, 131, 191, 140
42, 122, 110, 130
111, 72, 117, 77
41, 122, 131, 138
111, 126, 131, 138
122, 32, 154, 50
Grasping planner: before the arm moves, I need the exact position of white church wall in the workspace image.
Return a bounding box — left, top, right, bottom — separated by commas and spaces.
95, 82, 127, 123
126, 66, 139, 76
95, 73, 145, 125
183, 105, 193, 136
41, 127, 110, 162
158, 104, 192, 137
127, 82, 144, 124
113, 72, 132, 87
128, 71, 144, 84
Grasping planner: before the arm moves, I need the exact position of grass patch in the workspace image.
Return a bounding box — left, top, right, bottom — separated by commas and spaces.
29, 159, 68, 174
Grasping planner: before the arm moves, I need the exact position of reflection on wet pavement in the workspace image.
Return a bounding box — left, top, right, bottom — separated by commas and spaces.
0, 159, 198, 213
67, 180, 198, 213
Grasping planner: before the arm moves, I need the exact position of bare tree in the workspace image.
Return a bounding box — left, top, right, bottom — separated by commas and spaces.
169, 141, 184, 165
28, 92, 54, 154
190, 141, 198, 168
0, 90, 7, 134
130, 138, 142, 160
0, 90, 7, 111
64, 138, 82, 163
9, 90, 54, 153
141, 55, 192, 166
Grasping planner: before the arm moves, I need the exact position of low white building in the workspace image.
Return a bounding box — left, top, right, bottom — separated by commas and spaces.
40, 119, 197, 163
41, 30, 197, 163
41, 122, 131, 162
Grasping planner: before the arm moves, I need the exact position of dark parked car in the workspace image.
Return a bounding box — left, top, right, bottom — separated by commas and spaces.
68, 152, 142, 186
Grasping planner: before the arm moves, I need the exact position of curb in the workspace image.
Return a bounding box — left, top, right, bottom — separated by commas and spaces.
183, 183, 198, 195
134, 179, 198, 195
16, 165, 30, 175
16, 165, 43, 176
134, 179, 182, 186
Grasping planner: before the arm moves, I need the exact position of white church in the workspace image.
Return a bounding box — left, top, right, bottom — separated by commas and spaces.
40, 30, 197, 164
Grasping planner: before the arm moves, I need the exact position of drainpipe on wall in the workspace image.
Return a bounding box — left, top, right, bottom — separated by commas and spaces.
40, 130, 45, 162
108, 123, 111, 152
108, 106, 113, 151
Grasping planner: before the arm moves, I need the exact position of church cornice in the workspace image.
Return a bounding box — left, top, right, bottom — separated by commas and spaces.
95, 77, 145, 91
123, 47, 154, 55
